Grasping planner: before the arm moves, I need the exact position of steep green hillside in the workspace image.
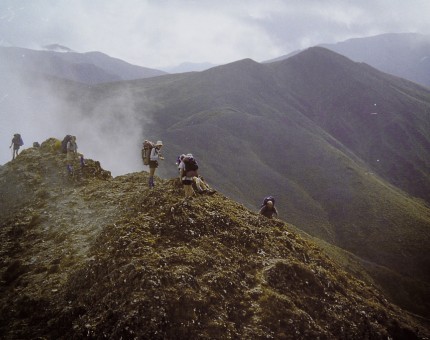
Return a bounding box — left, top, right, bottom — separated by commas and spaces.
0, 141, 428, 339
269, 47, 430, 203
68, 48, 430, 317
2, 46, 430, 318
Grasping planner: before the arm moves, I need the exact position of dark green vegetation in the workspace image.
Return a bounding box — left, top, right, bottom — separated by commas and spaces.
68, 47, 430, 317
0, 141, 429, 339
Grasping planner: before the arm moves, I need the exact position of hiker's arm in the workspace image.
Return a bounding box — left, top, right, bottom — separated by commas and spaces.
179, 163, 185, 179
150, 148, 158, 161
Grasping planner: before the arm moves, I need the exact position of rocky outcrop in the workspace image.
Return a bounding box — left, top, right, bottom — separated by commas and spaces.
0, 139, 428, 339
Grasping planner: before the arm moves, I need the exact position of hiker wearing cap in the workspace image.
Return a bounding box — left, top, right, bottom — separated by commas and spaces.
148, 140, 164, 188
259, 197, 278, 219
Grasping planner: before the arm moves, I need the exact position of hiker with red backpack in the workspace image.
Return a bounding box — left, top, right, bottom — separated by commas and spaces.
10, 133, 24, 160
259, 196, 278, 219
142, 140, 164, 188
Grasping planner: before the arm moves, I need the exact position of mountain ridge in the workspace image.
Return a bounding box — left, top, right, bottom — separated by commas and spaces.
0, 139, 428, 338
0, 46, 167, 84
89, 47, 430, 316
266, 33, 430, 88
1, 45, 430, 319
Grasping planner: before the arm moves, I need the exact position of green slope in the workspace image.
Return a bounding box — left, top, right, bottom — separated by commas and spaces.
0, 141, 428, 338
6, 46, 430, 317
81, 48, 430, 316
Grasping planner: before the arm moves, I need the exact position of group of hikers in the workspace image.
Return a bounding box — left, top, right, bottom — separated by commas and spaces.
61, 135, 85, 175
141, 140, 216, 196
142, 139, 278, 219
8, 133, 278, 219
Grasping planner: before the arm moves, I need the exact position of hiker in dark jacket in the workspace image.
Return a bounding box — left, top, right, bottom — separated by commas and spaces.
148, 140, 164, 188
259, 199, 278, 219
9, 133, 23, 160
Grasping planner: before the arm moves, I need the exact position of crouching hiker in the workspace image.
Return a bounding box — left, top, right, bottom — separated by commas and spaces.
193, 176, 216, 195
259, 196, 278, 219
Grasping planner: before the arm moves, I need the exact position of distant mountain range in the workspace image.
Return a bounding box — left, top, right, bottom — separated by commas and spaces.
161, 61, 218, 74
0, 46, 166, 84
2, 33, 430, 318
267, 32, 430, 88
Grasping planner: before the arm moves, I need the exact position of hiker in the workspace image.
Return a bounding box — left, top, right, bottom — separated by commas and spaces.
148, 140, 164, 188
9, 133, 23, 160
66, 136, 78, 174
179, 153, 198, 198
176, 154, 186, 177
259, 196, 278, 219
192, 175, 216, 195
61, 135, 72, 154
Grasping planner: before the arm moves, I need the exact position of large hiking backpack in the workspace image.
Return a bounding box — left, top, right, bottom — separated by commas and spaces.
61, 135, 72, 153
13, 134, 24, 146
142, 140, 154, 165
183, 155, 198, 172
262, 196, 275, 207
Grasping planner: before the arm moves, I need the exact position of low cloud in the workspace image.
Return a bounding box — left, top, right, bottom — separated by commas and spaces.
1, 0, 429, 68
0, 66, 149, 176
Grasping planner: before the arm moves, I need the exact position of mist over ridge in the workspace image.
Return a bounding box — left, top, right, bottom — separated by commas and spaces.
1, 33, 430, 321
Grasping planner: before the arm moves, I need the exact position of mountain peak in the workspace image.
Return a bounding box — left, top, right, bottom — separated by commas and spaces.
0, 138, 428, 338
42, 43, 74, 53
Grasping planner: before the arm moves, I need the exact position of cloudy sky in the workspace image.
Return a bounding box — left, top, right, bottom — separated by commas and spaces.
1, 0, 430, 69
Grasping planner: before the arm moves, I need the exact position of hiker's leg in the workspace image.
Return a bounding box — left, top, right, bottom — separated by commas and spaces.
149, 167, 156, 187
185, 184, 194, 197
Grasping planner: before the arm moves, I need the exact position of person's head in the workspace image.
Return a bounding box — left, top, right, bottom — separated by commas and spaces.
266, 200, 274, 208
156, 140, 163, 148
176, 154, 185, 165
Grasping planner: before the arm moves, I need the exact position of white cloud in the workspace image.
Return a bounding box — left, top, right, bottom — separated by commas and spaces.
1, 0, 430, 67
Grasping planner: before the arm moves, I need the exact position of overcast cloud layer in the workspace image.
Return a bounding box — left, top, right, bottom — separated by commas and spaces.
1, 0, 430, 173
1, 0, 430, 69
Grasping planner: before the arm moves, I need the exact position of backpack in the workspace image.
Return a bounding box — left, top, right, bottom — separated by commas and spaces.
13, 134, 24, 146
141, 140, 154, 165
61, 135, 72, 153
183, 155, 198, 172
262, 196, 275, 207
